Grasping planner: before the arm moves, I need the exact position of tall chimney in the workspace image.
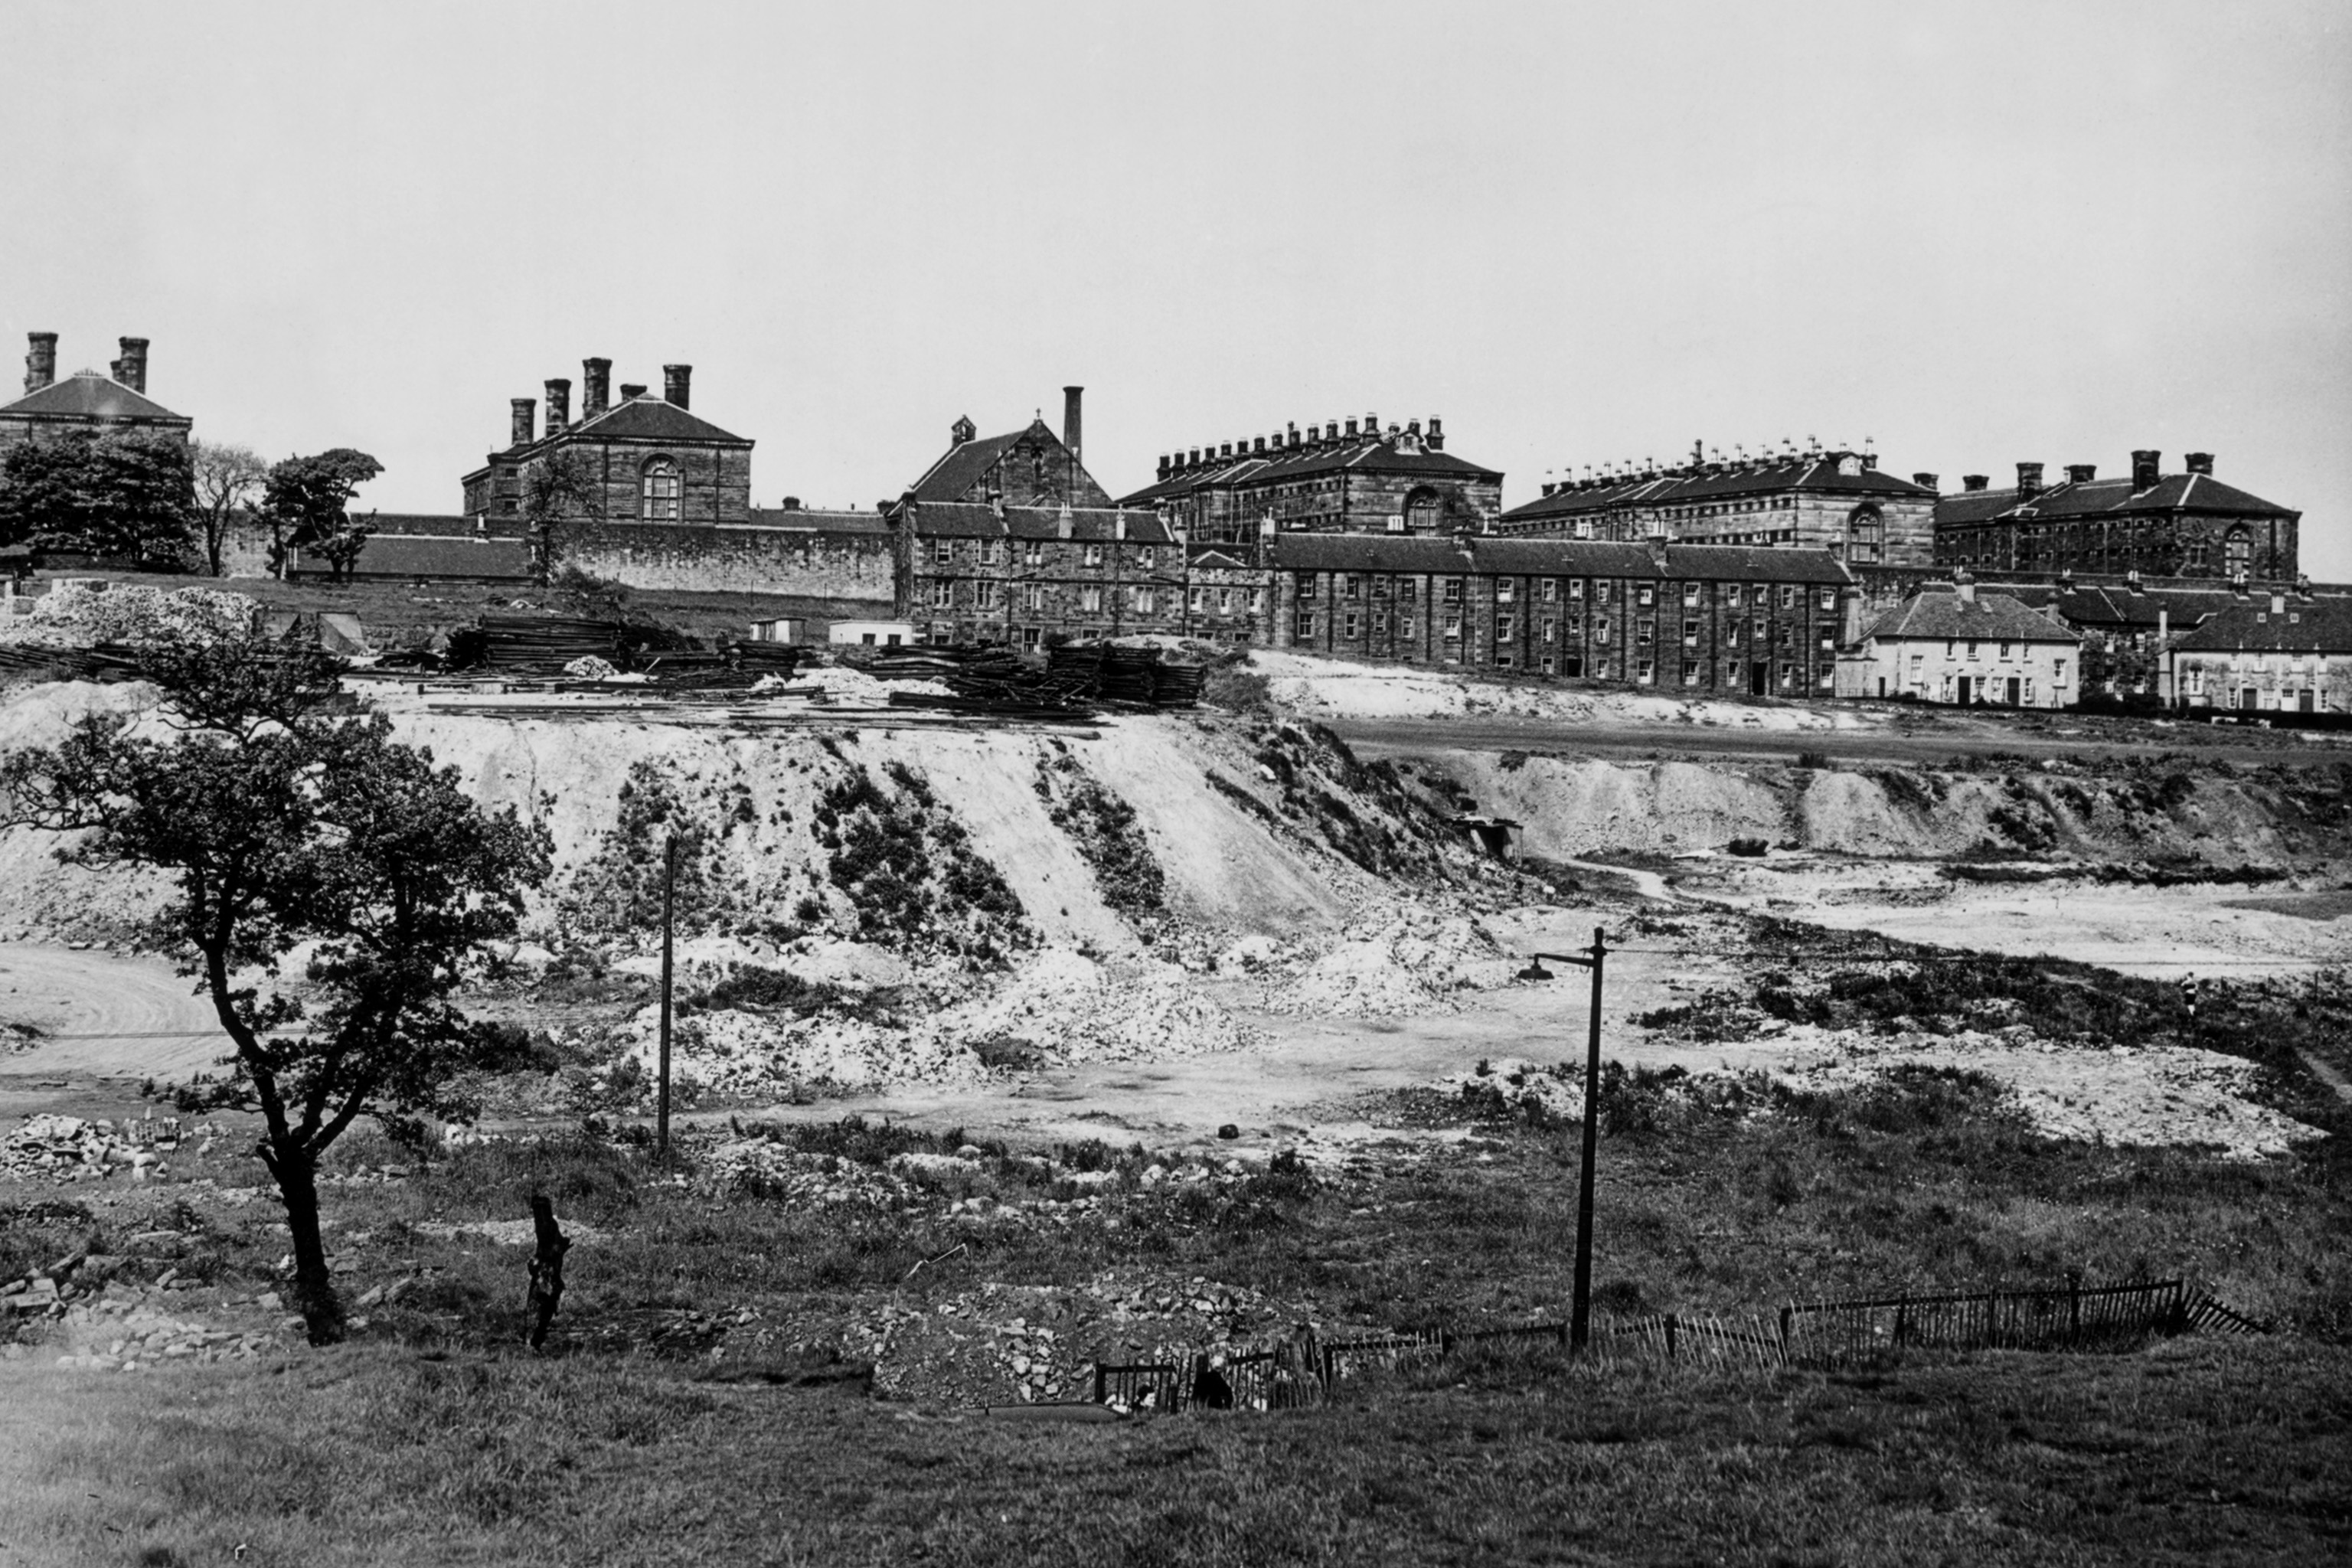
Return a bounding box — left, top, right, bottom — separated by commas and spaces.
1427, 416, 1444, 451
116, 337, 149, 394
24, 332, 57, 395
2015, 462, 2043, 501
582, 357, 611, 420
1913, 472, 1939, 491
662, 364, 691, 410
1344, 417, 1360, 438
1955, 570, 1977, 605
2130, 449, 2160, 491
544, 377, 572, 434
1962, 474, 1989, 492
1062, 386, 1083, 463
2184, 452, 2213, 476
510, 397, 536, 447
2065, 463, 2096, 484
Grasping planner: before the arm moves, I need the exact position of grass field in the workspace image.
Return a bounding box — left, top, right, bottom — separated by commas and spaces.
5, 1054, 2349, 1566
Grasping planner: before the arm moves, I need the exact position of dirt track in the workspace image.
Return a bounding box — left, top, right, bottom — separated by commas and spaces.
0, 944, 224, 1084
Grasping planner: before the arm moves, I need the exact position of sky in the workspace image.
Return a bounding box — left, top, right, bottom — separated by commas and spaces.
3, 0, 2347, 578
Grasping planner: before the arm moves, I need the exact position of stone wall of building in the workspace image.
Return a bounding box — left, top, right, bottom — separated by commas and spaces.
557, 517, 894, 597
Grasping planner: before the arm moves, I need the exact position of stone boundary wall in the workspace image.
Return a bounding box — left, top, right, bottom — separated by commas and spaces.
556, 518, 895, 597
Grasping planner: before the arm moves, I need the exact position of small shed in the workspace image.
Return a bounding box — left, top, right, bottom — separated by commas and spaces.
828, 619, 916, 648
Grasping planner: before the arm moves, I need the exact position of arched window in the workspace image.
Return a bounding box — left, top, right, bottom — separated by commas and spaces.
2223, 526, 2252, 574
1845, 506, 1884, 564
642, 458, 681, 521
1403, 488, 1442, 534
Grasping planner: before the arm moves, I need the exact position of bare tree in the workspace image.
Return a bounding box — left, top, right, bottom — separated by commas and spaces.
189, 439, 270, 577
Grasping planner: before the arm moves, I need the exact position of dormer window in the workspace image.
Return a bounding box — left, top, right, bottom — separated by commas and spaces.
641, 458, 681, 521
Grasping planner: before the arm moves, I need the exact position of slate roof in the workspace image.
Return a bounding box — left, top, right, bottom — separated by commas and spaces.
1501, 454, 1929, 524
1933, 472, 2296, 526
1269, 533, 1854, 584
0, 372, 188, 423
906, 501, 1177, 546
2172, 598, 2352, 654
906, 422, 1055, 504
743, 507, 890, 534
295, 534, 533, 580
564, 394, 750, 446
1118, 436, 1501, 507
1859, 587, 2079, 645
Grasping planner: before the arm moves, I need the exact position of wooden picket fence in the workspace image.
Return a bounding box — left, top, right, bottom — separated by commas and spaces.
1086, 1278, 2262, 1414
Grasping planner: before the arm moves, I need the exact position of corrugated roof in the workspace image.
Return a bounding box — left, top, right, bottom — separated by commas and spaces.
1501, 454, 1928, 523
1270, 532, 1853, 583
1860, 587, 2079, 644
2173, 597, 2352, 654
0, 372, 188, 423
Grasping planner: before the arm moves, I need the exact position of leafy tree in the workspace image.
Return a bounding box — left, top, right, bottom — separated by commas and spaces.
520, 448, 605, 583
261, 449, 382, 582
189, 439, 270, 577
0, 430, 196, 565
0, 635, 551, 1343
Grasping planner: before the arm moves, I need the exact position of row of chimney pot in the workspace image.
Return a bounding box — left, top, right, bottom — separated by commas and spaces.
22, 332, 149, 396
1961, 452, 2216, 498
1156, 416, 1445, 475
505, 360, 692, 446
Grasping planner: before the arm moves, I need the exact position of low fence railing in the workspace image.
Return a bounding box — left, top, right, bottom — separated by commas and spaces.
1086, 1278, 2261, 1414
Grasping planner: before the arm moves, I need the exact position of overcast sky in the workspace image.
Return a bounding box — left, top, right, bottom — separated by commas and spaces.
4, 1, 2346, 577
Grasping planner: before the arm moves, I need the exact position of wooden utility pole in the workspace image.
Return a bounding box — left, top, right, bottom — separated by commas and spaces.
657, 832, 678, 1158
1517, 924, 1611, 1351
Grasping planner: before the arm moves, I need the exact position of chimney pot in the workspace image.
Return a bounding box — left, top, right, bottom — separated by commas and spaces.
1343, 417, 1359, 438
116, 337, 149, 394
1913, 472, 1939, 491
1157, 453, 1171, 479
23, 332, 57, 395
544, 377, 572, 434
1955, 570, 1977, 605
510, 397, 536, 447
2130, 449, 2160, 492
619, 382, 648, 400
1062, 386, 1083, 463
1962, 474, 1988, 492
662, 364, 691, 410
2184, 451, 2214, 476
2015, 461, 2044, 500
582, 358, 611, 420
1253, 436, 1267, 454
2065, 463, 2097, 484
1364, 411, 1378, 436
1427, 416, 1444, 451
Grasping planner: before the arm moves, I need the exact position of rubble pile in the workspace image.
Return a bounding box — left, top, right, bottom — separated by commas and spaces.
1446, 1057, 1586, 1124
937, 947, 1265, 1067
1269, 913, 1522, 1018
1, 1113, 180, 1182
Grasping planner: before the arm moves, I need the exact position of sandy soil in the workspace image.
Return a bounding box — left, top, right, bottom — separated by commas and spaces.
0, 943, 224, 1090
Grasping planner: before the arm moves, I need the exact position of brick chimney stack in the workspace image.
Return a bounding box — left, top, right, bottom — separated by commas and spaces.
2065, 464, 2096, 484
116, 337, 149, 394
1427, 417, 1444, 451
24, 332, 57, 395
2130, 449, 2161, 492
2015, 462, 2043, 501
2185, 452, 2214, 476
619, 383, 647, 400
1913, 472, 1939, 491
581, 358, 611, 420
1962, 474, 1989, 492
662, 364, 691, 410
544, 377, 571, 435
1062, 386, 1083, 466
510, 398, 535, 447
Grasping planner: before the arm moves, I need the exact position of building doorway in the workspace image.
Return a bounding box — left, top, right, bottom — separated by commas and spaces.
2298, 690, 2314, 714
2005, 676, 2021, 705
1953, 675, 1971, 705
1749, 662, 1768, 696
2239, 688, 2259, 710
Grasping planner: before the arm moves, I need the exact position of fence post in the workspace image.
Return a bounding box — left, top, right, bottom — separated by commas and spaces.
2069, 1277, 2081, 1344
1778, 1305, 1793, 1361
1664, 1313, 1678, 1361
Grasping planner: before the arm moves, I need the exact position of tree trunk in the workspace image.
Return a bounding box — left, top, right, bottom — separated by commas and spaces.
266, 1142, 346, 1346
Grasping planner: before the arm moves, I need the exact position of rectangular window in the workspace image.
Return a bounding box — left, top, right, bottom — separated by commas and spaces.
1819, 589, 1836, 611
1594, 617, 1612, 642
1250, 588, 1266, 612
1966, 641, 1980, 661
1684, 665, 1701, 686
1022, 626, 1041, 650
1373, 612, 1388, 636
1344, 575, 1361, 600
2053, 658, 2068, 686
2024, 678, 2037, 704
978, 540, 1001, 565
1570, 580, 1586, 600
1084, 544, 1103, 567
1444, 612, 1462, 638
1725, 585, 1742, 609
1542, 579, 1558, 603
933, 540, 953, 565
1683, 583, 1701, 607
1780, 586, 1795, 609
1637, 659, 1655, 684
1294, 609, 1314, 639
1596, 581, 1614, 604
975, 580, 998, 609
1496, 612, 1515, 640
1400, 578, 1417, 601
1594, 658, 1612, 680
1638, 584, 1655, 607
1497, 578, 1516, 603
1139, 547, 1155, 568
1726, 624, 1741, 648
1542, 617, 1555, 644
1190, 586, 1208, 611
929, 581, 952, 608
1637, 619, 1655, 646
1024, 585, 1046, 612
1218, 587, 1233, 612
1344, 612, 1360, 639
1400, 616, 1415, 639
1131, 586, 1154, 613
1080, 586, 1101, 612
1443, 578, 1464, 603
1024, 541, 1042, 566
1295, 570, 1316, 599
1683, 618, 1700, 648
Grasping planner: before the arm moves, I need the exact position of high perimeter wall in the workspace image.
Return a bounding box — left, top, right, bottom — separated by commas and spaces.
554, 518, 895, 598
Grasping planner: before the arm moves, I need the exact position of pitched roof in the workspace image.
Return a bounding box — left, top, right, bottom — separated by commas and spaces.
1118, 435, 1501, 506
907, 501, 1177, 545
1860, 587, 2079, 645
1270, 532, 1854, 584
1501, 453, 1928, 523
2172, 597, 2352, 654
0, 371, 188, 423
564, 395, 750, 446
906, 422, 1050, 504
1934, 472, 2296, 525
